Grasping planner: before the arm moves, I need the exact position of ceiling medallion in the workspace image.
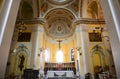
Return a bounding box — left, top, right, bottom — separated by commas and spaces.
47, 0, 73, 5
45, 9, 75, 39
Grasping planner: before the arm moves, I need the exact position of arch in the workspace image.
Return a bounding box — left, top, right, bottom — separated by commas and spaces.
14, 44, 30, 74
87, 1, 98, 19
44, 8, 76, 20
21, 1, 33, 18
91, 45, 106, 73
44, 8, 76, 39
46, 0, 74, 6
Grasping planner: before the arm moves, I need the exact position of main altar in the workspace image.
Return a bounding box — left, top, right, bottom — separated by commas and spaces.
44, 62, 76, 78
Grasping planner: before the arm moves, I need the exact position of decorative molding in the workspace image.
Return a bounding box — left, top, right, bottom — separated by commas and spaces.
74, 18, 105, 25
46, 0, 74, 6
16, 18, 45, 25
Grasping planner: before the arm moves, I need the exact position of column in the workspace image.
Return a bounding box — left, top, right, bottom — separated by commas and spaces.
100, 0, 120, 78
102, 31, 116, 74
0, 0, 21, 78
75, 26, 80, 76
0, 0, 12, 45
80, 24, 91, 74
30, 25, 39, 69
36, 25, 44, 69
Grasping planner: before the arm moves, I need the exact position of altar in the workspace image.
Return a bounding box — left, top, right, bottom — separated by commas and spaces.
47, 71, 74, 78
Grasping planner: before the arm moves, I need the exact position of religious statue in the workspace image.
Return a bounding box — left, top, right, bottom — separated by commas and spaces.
18, 55, 25, 71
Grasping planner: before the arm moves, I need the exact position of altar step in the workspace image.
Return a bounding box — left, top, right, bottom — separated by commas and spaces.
48, 77, 76, 79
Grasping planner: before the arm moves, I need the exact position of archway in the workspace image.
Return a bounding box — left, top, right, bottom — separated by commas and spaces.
14, 44, 29, 75
87, 1, 98, 19
20, 1, 33, 18
91, 45, 105, 73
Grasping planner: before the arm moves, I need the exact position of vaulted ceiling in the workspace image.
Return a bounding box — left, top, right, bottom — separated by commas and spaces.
17, 0, 104, 39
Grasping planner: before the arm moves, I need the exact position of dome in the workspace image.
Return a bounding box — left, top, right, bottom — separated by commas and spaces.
44, 8, 75, 39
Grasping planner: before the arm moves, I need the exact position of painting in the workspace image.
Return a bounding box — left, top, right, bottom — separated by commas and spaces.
89, 32, 102, 42
17, 32, 31, 42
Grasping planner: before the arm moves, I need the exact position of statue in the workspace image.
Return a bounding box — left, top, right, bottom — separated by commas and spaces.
18, 55, 25, 71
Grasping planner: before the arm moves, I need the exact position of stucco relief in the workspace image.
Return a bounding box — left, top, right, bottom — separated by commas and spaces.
47, 0, 73, 5
48, 19, 71, 38
45, 9, 75, 38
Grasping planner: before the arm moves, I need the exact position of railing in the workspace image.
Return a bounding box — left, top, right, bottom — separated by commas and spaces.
44, 62, 76, 75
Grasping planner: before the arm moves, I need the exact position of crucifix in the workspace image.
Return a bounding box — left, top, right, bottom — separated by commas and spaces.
57, 40, 62, 49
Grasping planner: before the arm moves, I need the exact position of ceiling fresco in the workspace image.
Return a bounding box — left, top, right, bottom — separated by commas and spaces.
45, 8, 75, 39
17, 0, 104, 39
37, 0, 78, 39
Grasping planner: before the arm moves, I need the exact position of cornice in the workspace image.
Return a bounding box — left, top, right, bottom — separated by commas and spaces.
16, 18, 45, 25
74, 18, 105, 25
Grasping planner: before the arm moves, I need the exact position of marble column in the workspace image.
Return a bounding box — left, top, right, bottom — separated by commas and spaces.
102, 31, 116, 75
80, 24, 91, 74
36, 25, 44, 69
30, 25, 40, 69
100, 0, 120, 78
75, 27, 81, 76
0, 0, 21, 78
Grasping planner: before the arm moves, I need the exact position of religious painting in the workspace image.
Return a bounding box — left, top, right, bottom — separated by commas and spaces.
40, 0, 49, 17
17, 32, 31, 42
89, 33, 102, 42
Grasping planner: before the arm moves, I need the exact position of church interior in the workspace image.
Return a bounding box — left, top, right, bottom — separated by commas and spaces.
0, 0, 120, 79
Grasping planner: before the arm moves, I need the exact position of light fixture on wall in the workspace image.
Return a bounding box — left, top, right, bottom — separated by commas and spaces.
92, 19, 104, 33
16, 21, 27, 35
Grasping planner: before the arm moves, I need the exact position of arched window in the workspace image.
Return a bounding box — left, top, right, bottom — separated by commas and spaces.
71, 49, 74, 61
44, 49, 50, 62
21, 1, 33, 18
56, 50, 64, 63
